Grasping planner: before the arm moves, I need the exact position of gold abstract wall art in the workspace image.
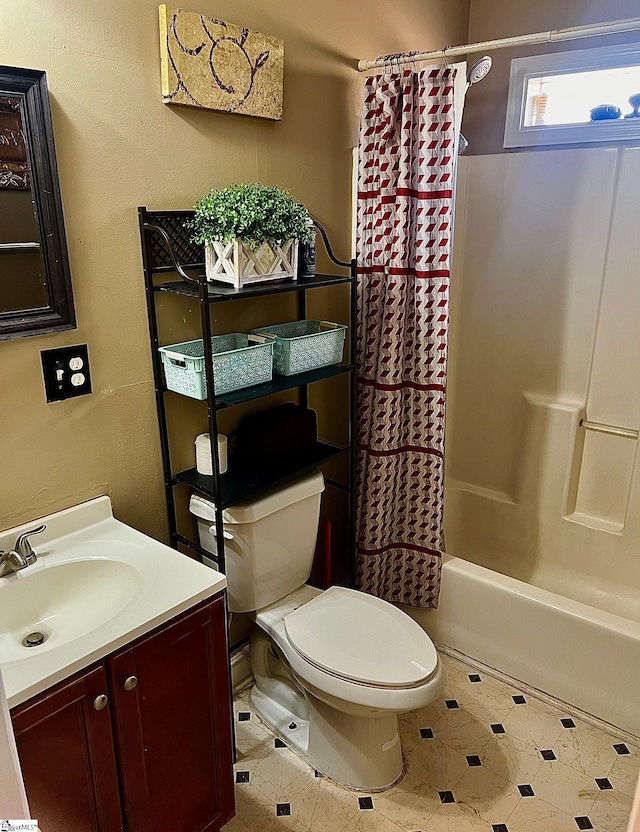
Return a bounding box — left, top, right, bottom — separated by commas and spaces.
159, 5, 284, 120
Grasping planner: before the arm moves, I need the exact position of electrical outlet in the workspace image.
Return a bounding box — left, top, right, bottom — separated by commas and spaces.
41, 344, 92, 402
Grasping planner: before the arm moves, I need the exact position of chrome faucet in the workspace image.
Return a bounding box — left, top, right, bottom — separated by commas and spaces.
0, 524, 46, 576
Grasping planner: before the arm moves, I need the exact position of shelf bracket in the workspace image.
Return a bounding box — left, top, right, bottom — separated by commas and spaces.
313, 220, 356, 274
143, 223, 202, 285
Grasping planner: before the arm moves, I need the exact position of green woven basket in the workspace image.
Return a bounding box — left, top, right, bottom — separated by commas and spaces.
252, 320, 347, 376
159, 333, 274, 399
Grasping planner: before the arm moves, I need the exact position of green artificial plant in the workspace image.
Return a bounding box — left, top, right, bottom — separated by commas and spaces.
190, 183, 314, 251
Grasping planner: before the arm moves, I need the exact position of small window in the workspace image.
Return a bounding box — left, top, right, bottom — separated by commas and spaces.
504, 43, 640, 148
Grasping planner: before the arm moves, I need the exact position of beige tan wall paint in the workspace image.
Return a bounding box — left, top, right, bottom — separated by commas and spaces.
463, 0, 640, 155
0, 0, 469, 536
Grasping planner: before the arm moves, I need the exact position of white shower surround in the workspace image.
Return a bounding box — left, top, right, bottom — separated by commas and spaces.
423, 146, 640, 740
407, 554, 640, 737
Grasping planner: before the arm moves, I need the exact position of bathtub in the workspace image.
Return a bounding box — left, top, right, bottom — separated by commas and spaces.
404, 554, 640, 738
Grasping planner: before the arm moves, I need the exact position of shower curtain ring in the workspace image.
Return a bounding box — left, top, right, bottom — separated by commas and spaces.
441, 46, 451, 67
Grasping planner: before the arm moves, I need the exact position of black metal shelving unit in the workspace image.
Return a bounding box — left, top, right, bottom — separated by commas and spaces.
138, 207, 357, 586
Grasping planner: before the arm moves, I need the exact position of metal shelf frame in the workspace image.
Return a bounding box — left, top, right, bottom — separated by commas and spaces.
138, 207, 357, 587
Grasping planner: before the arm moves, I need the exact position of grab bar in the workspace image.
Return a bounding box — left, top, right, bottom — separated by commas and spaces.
580, 419, 638, 439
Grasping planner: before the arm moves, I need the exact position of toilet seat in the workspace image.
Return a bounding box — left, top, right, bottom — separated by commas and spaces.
284, 585, 438, 688
255, 584, 444, 715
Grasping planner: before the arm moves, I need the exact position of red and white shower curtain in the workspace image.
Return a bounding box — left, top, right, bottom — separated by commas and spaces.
355, 66, 456, 608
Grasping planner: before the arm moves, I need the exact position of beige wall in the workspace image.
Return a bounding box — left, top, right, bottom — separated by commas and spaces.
463, 0, 640, 155
0, 0, 469, 537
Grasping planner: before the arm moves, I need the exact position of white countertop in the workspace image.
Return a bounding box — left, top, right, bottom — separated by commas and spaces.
0, 496, 226, 708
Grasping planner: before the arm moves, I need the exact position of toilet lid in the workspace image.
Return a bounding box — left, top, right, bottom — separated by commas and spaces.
283, 586, 438, 688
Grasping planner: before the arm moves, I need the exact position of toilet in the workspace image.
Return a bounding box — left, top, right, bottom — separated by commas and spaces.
190, 471, 445, 791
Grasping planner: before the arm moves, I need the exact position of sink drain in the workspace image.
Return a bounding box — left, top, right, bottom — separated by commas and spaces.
22, 631, 48, 647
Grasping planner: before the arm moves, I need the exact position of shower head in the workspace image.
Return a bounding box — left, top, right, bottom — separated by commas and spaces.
466, 55, 492, 87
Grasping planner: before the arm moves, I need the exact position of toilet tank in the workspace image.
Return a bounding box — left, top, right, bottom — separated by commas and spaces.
189, 471, 324, 613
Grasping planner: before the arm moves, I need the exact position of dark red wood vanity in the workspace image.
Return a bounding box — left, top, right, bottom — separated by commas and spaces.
11, 591, 235, 832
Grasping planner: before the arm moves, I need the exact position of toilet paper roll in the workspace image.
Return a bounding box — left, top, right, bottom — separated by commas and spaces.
195, 433, 228, 475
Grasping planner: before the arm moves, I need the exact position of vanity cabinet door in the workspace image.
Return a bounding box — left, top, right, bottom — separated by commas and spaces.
11, 662, 124, 832
108, 594, 235, 832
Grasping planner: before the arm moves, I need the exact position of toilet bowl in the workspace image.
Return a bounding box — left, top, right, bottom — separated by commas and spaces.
189, 472, 445, 791
250, 583, 444, 790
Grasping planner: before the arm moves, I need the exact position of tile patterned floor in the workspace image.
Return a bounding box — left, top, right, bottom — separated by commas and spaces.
222, 651, 638, 832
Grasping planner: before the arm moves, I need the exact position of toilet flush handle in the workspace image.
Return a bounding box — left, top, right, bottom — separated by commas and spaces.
208, 524, 234, 541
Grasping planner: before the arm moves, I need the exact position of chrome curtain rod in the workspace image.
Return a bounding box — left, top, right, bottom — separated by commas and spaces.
357, 16, 640, 72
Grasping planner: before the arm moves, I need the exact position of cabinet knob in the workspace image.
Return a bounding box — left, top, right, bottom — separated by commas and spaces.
93, 694, 108, 711
123, 675, 138, 691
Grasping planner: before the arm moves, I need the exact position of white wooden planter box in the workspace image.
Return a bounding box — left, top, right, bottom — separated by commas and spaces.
205, 238, 299, 289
